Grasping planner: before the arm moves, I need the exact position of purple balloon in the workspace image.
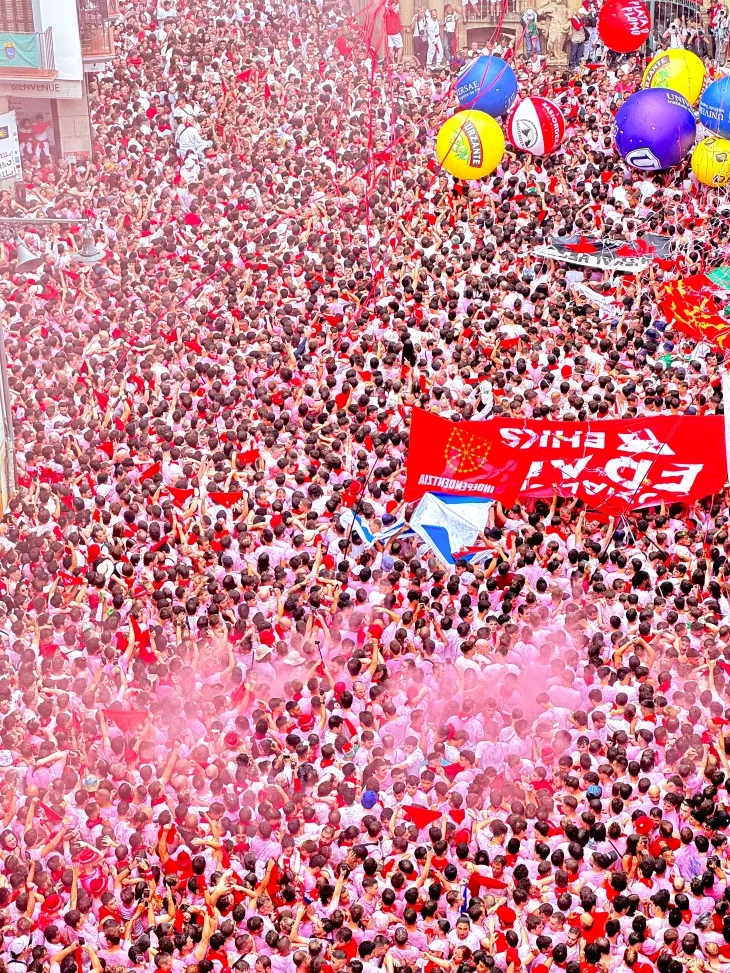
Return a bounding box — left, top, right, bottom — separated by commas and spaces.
615, 88, 696, 171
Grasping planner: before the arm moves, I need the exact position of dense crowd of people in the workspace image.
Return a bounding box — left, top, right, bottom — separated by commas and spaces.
2, 2, 730, 973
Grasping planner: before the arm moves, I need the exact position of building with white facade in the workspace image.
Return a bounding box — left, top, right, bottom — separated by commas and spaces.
0, 0, 117, 160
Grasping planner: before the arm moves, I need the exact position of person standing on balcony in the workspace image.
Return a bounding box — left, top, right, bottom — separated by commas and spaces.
384, 1, 405, 64
411, 9, 429, 67
443, 4, 459, 61
709, 2, 727, 61
425, 8, 443, 68
687, 25, 709, 61
662, 18, 686, 48
521, 7, 541, 54
568, 10, 586, 67
461, 0, 478, 23
713, 5, 729, 64
582, 0, 599, 60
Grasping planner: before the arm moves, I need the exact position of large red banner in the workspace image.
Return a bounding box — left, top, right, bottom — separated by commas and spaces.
404, 409, 534, 506
475, 415, 726, 516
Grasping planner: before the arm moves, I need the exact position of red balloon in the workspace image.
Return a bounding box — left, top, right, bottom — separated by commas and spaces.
597, 0, 650, 53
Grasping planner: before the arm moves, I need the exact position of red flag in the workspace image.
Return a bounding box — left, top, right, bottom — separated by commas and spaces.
265, 860, 280, 898
476, 415, 727, 518
94, 390, 109, 412
402, 805, 442, 830
39, 802, 63, 824
662, 273, 730, 348
230, 683, 248, 707
404, 409, 533, 506
449, 809, 466, 824
335, 35, 353, 56
129, 614, 150, 649
208, 491, 243, 509
236, 448, 260, 467
99, 442, 114, 459
168, 486, 195, 506
58, 572, 85, 586
616, 238, 656, 257
102, 708, 149, 734
139, 461, 162, 482
564, 235, 598, 254
129, 615, 157, 664
469, 873, 508, 897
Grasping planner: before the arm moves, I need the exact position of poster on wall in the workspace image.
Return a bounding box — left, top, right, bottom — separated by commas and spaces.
0, 111, 22, 184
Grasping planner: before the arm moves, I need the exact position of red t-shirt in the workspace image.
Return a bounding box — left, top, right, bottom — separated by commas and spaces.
384, 8, 401, 34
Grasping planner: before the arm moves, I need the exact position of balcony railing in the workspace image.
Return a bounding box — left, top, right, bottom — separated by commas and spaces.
77, 0, 120, 29
81, 24, 115, 58
0, 27, 56, 78
463, 0, 525, 21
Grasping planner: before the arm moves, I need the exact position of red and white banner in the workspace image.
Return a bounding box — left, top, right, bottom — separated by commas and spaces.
404, 409, 533, 506
476, 416, 726, 516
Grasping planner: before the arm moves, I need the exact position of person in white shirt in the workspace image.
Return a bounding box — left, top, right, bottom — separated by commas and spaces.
425, 9, 443, 68
443, 4, 459, 59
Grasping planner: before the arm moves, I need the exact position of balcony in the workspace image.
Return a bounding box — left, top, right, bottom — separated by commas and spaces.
464, 0, 525, 19
81, 24, 115, 59
0, 28, 56, 79
77, 0, 119, 62
77, 0, 120, 27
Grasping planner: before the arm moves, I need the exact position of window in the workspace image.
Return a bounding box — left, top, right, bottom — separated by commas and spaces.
0, 0, 35, 32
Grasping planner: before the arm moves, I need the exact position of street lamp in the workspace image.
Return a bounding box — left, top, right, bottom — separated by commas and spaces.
14, 243, 44, 274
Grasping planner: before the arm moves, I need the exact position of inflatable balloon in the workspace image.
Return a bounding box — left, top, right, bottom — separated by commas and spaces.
643, 48, 705, 105
597, 0, 650, 53
506, 97, 565, 156
615, 88, 696, 171
700, 77, 730, 138
436, 110, 505, 180
455, 54, 518, 118
692, 136, 730, 186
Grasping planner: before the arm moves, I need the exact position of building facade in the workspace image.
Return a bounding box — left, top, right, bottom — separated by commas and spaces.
396, 0, 707, 62
0, 0, 117, 161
